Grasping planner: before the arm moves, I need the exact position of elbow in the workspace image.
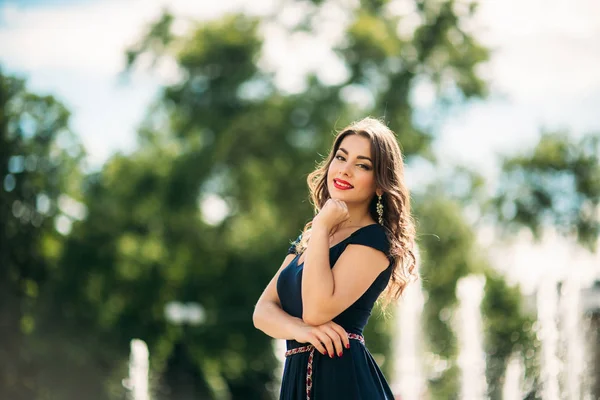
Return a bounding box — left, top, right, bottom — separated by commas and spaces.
253, 300, 273, 331
302, 308, 329, 326
252, 304, 262, 330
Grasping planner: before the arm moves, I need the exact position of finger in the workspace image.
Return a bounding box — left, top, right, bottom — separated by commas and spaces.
335, 199, 348, 210
309, 333, 327, 355
314, 330, 335, 358
323, 326, 345, 356
331, 200, 347, 218
336, 201, 349, 218
330, 323, 350, 349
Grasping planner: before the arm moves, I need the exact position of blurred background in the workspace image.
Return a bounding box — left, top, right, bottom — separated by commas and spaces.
1, 0, 599, 399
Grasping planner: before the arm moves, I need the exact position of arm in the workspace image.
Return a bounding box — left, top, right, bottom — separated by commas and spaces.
253, 254, 306, 339
253, 253, 351, 357
302, 225, 389, 326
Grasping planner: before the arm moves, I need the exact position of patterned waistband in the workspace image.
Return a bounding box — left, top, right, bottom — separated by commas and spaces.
284, 333, 364, 400
284, 333, 364, 357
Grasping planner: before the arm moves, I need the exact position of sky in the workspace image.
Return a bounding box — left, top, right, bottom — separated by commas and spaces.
1, 0, 599, 294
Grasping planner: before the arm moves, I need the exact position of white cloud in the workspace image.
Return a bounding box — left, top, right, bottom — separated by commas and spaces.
258, 0, 353, 93
0, 0, 277, 75
1, 1, 147, 74
2, 0, 599, 173
432, 92, 600, 186
432, 0, 600, 178
0, 0, 279, 168
474, 0, 600, 101
12, 67, 158, 170
433, 101, 538, 175
3, 0, 599, 100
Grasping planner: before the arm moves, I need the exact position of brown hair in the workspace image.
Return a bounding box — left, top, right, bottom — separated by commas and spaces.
296, 117, 418, 305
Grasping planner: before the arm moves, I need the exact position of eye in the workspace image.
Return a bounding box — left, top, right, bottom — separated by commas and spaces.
335, 155, 346, 161
358, 164, 371, 170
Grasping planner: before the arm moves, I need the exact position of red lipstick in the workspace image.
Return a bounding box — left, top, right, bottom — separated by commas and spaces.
333, 179, 353, 190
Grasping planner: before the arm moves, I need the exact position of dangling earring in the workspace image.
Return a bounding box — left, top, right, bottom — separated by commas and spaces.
376, 194, 384, 225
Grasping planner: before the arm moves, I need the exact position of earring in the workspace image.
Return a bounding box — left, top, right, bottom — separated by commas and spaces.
376, 194, 384, 225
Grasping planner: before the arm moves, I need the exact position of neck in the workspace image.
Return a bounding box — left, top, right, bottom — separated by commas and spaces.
337, 201, 373, 230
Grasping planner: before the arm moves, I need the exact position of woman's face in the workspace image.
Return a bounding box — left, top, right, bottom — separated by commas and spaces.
327, 134, 377, 205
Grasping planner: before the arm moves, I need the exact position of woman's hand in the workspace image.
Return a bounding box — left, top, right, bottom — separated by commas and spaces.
312, 198, 349, 234
294, 320, 350, 358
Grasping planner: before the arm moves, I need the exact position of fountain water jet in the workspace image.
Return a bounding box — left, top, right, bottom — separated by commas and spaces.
537, 277, 560, 400
502, 353, 525, 400
391, 277, 425, 400
455, 275, 488, 400
273, 339, 287, 395
127, 339, 149, 400
559, 274, 589, 399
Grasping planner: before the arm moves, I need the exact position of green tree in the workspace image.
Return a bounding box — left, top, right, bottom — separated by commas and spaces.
492, 130, 600, 398
0, 69, 85, 399
8, 1, 537, 399
117, 1, 491, 397
414, 186, 536, 400
494, 131, 600, 251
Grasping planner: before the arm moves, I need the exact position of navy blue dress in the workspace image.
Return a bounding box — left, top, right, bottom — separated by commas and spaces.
276, 223, 395, 400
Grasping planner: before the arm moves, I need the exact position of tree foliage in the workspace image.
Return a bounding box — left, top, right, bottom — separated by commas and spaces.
414, 188, 537, 400
116, 1, 491, 397
0, 69, 85, 400
0, 0, 551, 399
494, 131, 600, 251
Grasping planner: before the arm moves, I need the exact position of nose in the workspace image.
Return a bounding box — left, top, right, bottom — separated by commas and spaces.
340, 161, 352, 176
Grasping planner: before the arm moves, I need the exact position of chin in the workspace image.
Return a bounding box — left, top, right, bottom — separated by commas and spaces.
327, 184, 342, 198
327, 182, 355, 201
329, 191, 351, 202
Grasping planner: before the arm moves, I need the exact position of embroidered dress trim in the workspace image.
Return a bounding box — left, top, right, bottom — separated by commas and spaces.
284, 333, 365, 400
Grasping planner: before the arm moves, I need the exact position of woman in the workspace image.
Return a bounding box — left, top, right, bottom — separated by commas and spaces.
253, 117, 418, 399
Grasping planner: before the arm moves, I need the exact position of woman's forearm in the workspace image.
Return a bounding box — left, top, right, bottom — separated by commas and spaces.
301, 225, 335, 322
253, 300, 306, 340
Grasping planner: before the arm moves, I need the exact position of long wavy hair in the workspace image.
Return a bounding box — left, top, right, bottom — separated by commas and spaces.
295, 117, 418, 304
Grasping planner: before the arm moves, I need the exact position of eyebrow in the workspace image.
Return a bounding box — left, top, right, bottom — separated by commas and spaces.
338, 147, 372, 163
